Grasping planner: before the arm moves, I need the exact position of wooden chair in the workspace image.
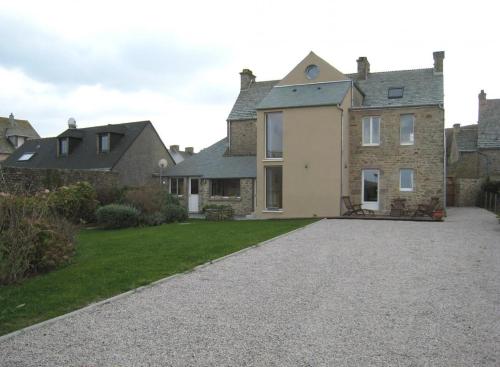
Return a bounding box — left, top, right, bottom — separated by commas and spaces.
390, 198, 407, 217
412, 197, 440, 217
342, 196, 375, 216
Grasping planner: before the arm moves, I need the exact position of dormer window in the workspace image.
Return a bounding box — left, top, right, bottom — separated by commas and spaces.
58, 138, 69, 156
388, 87, 404, 99
99, 133, 110, 153
8, 136, 26, 148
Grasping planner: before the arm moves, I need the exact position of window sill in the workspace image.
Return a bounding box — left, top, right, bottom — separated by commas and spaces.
399, 189, 414, 192
262, 158, 284, 162
400, 142, 414, 146
209, 196, 241, 202
361, 144, 380, 147
262, 209, 283, 213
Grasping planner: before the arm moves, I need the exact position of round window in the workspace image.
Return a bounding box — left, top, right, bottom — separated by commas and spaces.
305, 64, 319, 80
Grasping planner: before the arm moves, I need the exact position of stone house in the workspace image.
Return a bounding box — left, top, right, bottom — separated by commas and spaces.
0, 113, 39, 161
166, 51, 445, 217
447, 90, 500, 206
2, 120, 174, 187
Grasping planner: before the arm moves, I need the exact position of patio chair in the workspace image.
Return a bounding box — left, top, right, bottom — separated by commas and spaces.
342, 196, 375, 216
390, 198, 407, 217
412, 197, 440, 217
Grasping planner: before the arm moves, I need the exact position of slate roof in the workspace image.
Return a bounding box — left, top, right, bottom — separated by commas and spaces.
168, 149, 194, 164
227, 80, 278, 120
227, 68, 443, 121
165, 138, 256, 179
3, 121, 150, 170
456, 125, 478, 151
257, 81, 351, 110
0, 117, 40, 155
347, 68, 443, 108
478, 99, 500, 148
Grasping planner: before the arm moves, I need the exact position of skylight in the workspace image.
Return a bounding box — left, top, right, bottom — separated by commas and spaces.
18, 153, 35, 161
388, 87, 404, 99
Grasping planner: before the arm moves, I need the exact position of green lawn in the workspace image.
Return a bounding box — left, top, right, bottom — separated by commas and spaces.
0, 219, 315, 336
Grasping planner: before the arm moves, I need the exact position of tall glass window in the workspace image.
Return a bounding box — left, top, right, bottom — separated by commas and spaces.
400, 114, 414, 145
266, 112, 283, 158
362, 116, 380, 145
265, 166, 283, 210
59, 138, 69, 156
99, 133, 110, 153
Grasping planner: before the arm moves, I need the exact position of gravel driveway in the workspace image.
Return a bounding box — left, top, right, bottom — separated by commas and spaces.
1, 207, 499, 366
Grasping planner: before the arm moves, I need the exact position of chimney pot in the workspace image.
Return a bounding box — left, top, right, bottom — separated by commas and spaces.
356, 57, 370, 80
433, 51, 445, 74
453, 123, 460, 130
478, 89, 487, 121
8, 113, 15, 126
170, 145, 179, 152
239, 69, 256, 90
68, 117, 77, 129
185, 147, 194, 155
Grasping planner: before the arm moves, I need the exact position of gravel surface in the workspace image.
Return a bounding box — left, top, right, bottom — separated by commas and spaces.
1, 208, 499, 366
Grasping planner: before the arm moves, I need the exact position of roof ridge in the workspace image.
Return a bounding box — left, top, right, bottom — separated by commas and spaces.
347, 68, 433, 76
68, 120, 151, 131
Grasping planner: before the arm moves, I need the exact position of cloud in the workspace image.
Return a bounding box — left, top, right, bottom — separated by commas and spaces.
0, 14, 227, 92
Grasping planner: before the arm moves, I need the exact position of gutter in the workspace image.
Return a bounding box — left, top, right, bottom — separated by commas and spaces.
350, 103, 444, 111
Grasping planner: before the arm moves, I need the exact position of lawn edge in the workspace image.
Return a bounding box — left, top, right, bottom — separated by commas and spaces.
0, 218, 322, 343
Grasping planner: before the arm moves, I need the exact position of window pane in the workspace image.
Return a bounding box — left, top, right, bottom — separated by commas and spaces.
388, 87, 404, 99
400, 115, 414, 144
266, 166, 283, 209
211, 179, 240, 197
100, 134, 110, 152
362, 117, 370, 145
363, 170, 378, 202
190, 179, 199, 195
400, 169, 413, 190
170, 179, 178, 194
178, 178, 184, 195
266, 112, 283, 158
372, 117, 380, 145
60, 138, 68, 155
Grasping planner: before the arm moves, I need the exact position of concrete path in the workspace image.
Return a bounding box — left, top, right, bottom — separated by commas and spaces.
1, 208, 499, 366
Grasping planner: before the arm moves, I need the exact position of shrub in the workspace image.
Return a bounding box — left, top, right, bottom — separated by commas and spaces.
96, 186, 126, 206
123, 186, 179, 214
0, 194, 75, 285
140, 211, 166, 226
96, 204, 140, 229
49, 182, 98, 224
162, 204, 188, 223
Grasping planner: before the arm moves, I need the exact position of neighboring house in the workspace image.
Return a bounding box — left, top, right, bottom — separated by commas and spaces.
167, 51, 445, 217
3, 120, 174, 187
0, 113, 40, 161
168, 145, 195, 164
447, 90, 500, 205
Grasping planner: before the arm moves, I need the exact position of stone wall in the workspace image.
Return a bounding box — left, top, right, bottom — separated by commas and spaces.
455, 178, 482, 206
447, 151, 480, 178
479, 149, 500, 180
349, 106, 445, 214
0, 166, 118, 193
229, 120, 257, 155
199, 178, 254, 216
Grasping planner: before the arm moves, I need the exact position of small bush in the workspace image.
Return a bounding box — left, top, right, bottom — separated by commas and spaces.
49, 182, 98, 224
162, 204, 188, 223
123, 186, 179, 214
0, 194, 75, 285
96, 204, 140, 229
140, 211, 166, 226
96, 186, 126, 206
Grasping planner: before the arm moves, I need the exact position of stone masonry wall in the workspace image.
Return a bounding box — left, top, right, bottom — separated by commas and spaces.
349, 106, 445, 214
455, 178, 482, 206
0, 166, 118, 193
229, 120, 257, 155
199, 178, 254, 216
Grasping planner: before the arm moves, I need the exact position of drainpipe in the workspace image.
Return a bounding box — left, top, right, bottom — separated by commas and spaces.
336, 104, 344, 215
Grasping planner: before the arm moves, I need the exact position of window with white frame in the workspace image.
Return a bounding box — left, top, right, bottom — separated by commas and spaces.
400, 114, 414, 145
98, 133, 110, 153
400, 169, 414, 191
170, 178, 184, 195
362, 116, 380, 145
265, 166, 283, 210
265, 112, 283, 158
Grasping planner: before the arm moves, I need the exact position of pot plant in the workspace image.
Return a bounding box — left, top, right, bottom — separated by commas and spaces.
432, 208, 445, 221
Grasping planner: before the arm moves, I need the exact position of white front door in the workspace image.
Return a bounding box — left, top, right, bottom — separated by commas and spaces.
361, 169, 379, 211
188, 178, 200, 213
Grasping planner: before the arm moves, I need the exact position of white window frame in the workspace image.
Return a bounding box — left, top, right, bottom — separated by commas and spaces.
59, 137, 69, 156
170, 178, 184, 196
362, 116, 380, 146
400, 114, 415, 145
399, 169, 414, 192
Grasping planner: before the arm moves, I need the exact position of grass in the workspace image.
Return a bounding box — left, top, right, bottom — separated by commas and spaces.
0, 219, 315, 336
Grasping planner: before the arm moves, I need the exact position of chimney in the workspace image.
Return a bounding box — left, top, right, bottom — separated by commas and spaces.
356, 57, 370, 80
170, 145, 179, 152
453, 123, 460, 133
433, 51, 445, 74
68, 117, 77, 129
185, 147, 194, 155
478, 89, 487, 121
239, 69, 256, 90
8, 113, 15, 127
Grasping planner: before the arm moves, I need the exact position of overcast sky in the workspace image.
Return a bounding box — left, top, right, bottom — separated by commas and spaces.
1, 0, 499, 151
